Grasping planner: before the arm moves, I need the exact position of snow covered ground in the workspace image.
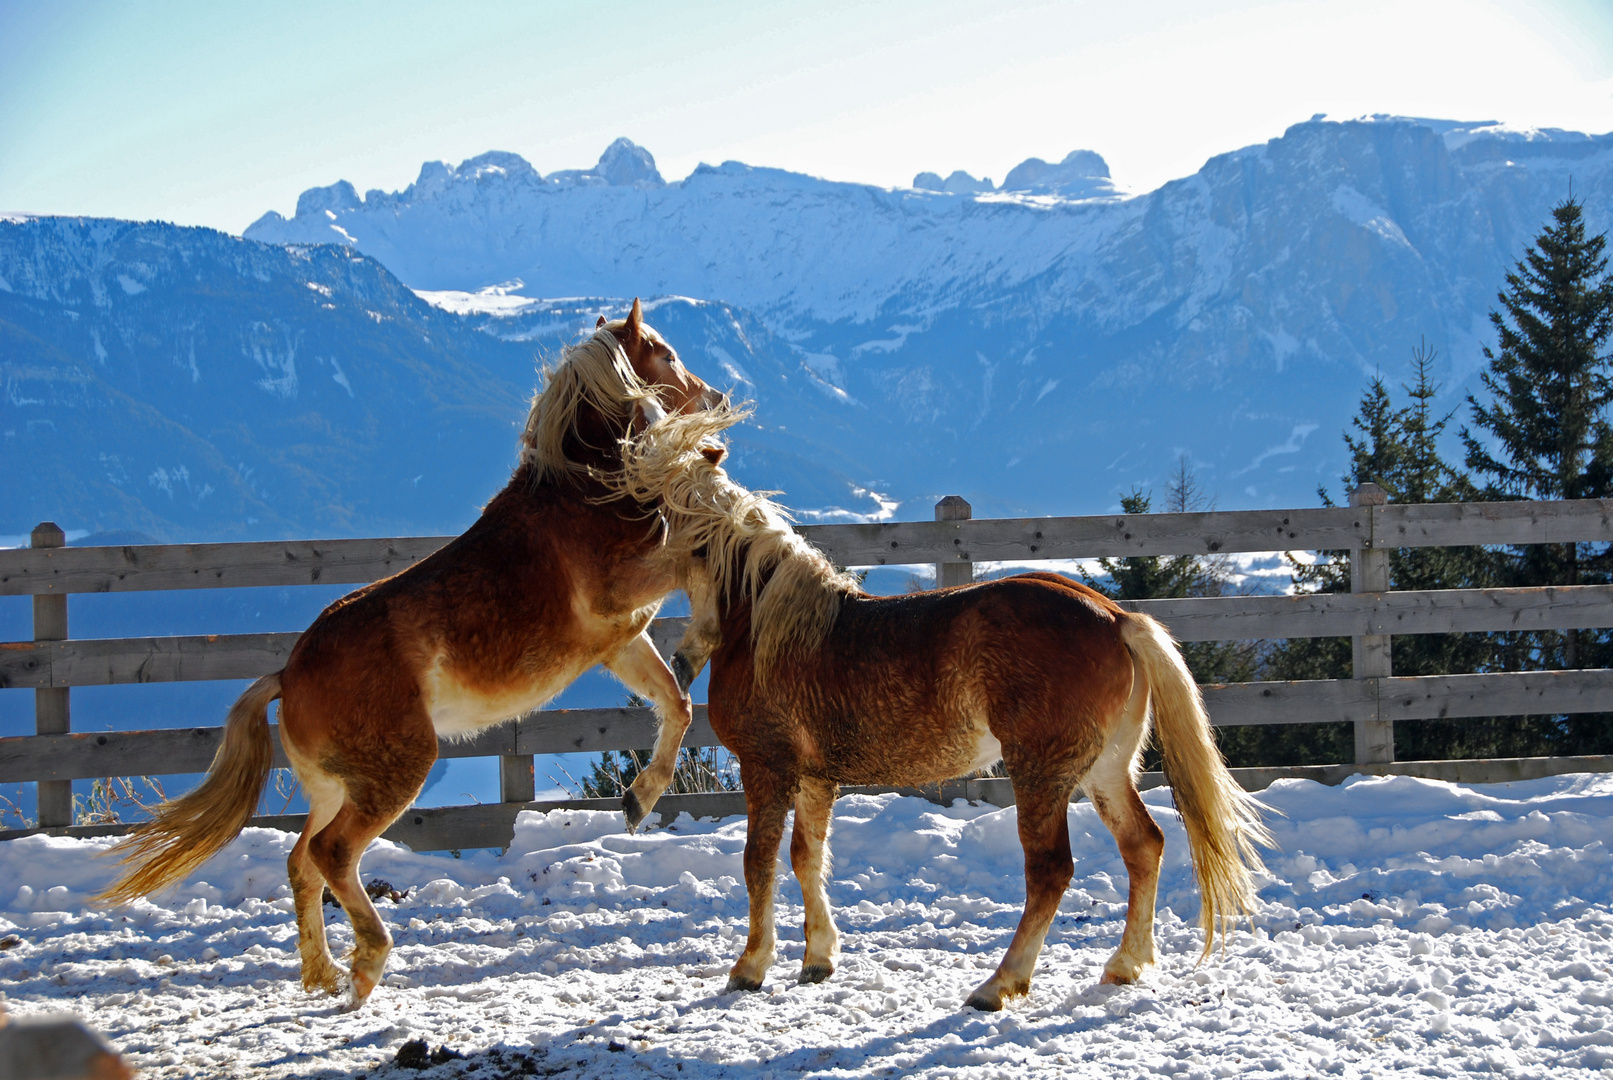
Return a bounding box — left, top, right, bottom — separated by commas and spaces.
2, 773, 1611, 1078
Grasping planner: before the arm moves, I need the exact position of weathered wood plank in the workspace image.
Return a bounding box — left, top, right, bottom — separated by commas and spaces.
0, 619, 697, 689
54, 633, 301, 688
8, 669, 1611, 782
1127, 584, 1613, 641
9, 586, 1608, 690
1201, 679, 1379, 727
966, 754, 1613, 805
7, 756, 1609, 848
800, 507, 1367, 565
0, 791, 752, 849
1199, 669, 1613, 726
1379, 669, 1613, 721
0, 706, 714, 782
1374, 499, 1613, 549
5, 500, 1613, 597
0, 726, 294, 783
0, 536, 452, 596
513, 705, 718, 756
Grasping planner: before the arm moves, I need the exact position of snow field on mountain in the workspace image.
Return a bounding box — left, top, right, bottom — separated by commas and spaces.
2, 775, 1612, 1078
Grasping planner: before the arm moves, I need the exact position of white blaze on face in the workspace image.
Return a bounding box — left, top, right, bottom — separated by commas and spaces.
637, 396, 669, 427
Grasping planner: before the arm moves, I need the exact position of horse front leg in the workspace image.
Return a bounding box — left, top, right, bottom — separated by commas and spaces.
668, 570, 723, 694
792, 777, 840, 983
728, 767, 794, 993
607, 631, 694, 832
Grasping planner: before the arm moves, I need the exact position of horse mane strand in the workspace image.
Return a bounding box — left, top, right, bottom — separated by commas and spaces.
521, 325, 659, 484
612, 406, 861, 679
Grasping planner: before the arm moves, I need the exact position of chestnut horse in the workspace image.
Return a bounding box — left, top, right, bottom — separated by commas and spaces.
101, 300, 722, 1004
614, 409, 1272, 1010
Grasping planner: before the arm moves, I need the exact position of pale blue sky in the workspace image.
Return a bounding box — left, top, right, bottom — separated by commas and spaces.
2, 0, 1611, 232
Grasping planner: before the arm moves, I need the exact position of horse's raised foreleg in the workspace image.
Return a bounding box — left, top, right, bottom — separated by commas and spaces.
791, 777, 839, 983
728, 767, 794, 993
1085, 675, 1163, 985
966, 782, 1075, 1011
608, 632, 695, 832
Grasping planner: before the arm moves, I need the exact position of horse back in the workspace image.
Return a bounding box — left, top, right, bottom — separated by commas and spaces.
705, 573, 1135, 788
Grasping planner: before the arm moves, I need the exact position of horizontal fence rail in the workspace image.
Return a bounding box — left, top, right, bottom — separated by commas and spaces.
7, 668, 1613, 785
6, 585, 1613, 689
3, 492, 1611, 850
6, 499, 1613, 596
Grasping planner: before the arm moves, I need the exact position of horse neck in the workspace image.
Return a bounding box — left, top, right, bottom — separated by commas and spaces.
559, 405, 630, 477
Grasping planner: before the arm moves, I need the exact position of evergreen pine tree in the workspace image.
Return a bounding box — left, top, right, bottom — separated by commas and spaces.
1264, 343, 1512, 762
1462, 195, 1613, 676
1459, 194, 1613, 754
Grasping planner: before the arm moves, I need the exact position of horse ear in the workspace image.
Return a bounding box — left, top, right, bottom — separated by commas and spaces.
624, 297, 644, 344
699, 443, 727, 466
595, 314, 607, 329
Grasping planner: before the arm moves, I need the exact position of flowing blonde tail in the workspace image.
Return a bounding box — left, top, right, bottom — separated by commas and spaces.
1119, 613, 1272, 955
98, 673, 281, 904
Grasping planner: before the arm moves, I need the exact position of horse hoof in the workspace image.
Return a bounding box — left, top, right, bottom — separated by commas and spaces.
963, 991, 1003, 1012
798, 963, 834, 985
671, 652, 696, 694
622, 790, 646, 833
301, 964, 342, 996
725, 974, 763, 994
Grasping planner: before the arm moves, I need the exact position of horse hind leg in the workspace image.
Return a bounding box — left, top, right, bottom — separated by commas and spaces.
306, 734, 436, 1006
286, 762, 346, 994
967, 780, 1077, 1011
791, 777, 839, 984
307, 801, 404, 1006
1084, 666, 1163, 985
607, 632, 695, 831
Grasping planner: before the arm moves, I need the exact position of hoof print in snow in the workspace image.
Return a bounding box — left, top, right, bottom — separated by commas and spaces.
394, 1039, 464, 1070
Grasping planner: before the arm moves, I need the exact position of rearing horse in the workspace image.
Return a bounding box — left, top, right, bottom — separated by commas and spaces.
102, 300, 721, 1004
615, 408, 1272, 1010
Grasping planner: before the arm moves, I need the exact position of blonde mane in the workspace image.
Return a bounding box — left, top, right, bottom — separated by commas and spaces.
520, 325, 660, 484
612, 406, 861, 678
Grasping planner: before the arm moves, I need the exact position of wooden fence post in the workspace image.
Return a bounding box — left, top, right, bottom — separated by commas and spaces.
31, 522, 72, 828
499, 751, 535, 805
935, 496, 974, 587
1349, 484, 1393, 764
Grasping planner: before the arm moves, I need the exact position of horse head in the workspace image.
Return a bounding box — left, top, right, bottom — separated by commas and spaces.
598, 298, 726, 423
522, 297, 725, 486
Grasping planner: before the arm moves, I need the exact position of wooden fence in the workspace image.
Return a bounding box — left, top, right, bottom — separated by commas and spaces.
2, 484, 1611, 851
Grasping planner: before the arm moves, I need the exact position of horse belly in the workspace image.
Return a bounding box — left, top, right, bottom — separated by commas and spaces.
967, 729, 1004, 774
423, 664, 571, 739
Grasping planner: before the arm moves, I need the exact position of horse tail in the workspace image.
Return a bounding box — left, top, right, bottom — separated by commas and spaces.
1117, 612, 1271, 955
99, 673, 282, 904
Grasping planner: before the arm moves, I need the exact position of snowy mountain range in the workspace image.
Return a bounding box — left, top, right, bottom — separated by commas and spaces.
244, 116, 1613, 520
6, 116, 1612, 546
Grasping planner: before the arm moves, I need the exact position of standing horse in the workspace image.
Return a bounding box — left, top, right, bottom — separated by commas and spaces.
614, 409, 1272, 1010
101, 300, 722, 1004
